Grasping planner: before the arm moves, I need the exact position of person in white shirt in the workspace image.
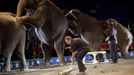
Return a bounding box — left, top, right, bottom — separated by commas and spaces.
105, 20, 118, 63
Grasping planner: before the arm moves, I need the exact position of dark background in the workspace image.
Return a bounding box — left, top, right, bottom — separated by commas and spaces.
0, 0, 133, 25
0, 0, 134, 37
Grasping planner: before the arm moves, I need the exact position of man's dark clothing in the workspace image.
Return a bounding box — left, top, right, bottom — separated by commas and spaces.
109, 40, 118, 63
71, 38, 89, 72
109, 36, 116, 41
71, 38, 89, 52
108, 27, 118, 63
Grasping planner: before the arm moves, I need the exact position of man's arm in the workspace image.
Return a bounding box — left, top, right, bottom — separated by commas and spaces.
105, 36, 109, 42
113, 27, 118, 44
71, 51, 78, 64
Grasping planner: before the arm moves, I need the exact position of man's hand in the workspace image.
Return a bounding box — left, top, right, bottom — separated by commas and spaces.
71, 51, 77, 64
115, 40, 118, 44
71, 57, 75, 64
105, 37, 109, 42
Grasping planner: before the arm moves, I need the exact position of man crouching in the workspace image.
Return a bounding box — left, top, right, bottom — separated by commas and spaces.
64, 36, 90, 75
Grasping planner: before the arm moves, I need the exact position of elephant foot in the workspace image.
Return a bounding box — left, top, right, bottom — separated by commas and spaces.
20, 67, 29, 72
1, 68, 11, 72
59, 61, 66, 66
44, 61, 51, 66
123, 55, 133, 59
20, 68, 29, 72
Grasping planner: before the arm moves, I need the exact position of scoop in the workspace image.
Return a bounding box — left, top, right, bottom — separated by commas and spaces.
58, 63, 73, 75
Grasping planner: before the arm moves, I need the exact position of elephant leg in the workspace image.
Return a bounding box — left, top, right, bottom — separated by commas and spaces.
41, 44, 50, 65
0, 42, 3, 62
1, 52, 12, 72
1, 39, 17, 72
43, 47, 51, 65
16, 34, 28, 71
93, 41, 104, 61
93, 41, 103, 51
54, 41, 66, 66
119, 36, 133, 59
121, 45, 132, 59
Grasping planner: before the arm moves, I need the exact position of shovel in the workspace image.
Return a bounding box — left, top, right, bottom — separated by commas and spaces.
58, 63, 73, 75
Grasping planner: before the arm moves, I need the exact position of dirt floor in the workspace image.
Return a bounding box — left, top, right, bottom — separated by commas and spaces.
0, 58, 134, 75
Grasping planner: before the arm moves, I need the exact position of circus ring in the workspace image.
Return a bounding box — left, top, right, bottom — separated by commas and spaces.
0, 43, 134, 70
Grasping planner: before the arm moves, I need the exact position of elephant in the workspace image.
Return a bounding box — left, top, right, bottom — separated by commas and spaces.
0, 12, 28, 72
20, 0, 67, 65
105, 19, 133, 59
66, 9, 133, 59
66, 9, 106, 52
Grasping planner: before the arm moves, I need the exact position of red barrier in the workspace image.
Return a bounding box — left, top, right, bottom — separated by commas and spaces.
100, 42, 134, 51
100, 43, 109, 50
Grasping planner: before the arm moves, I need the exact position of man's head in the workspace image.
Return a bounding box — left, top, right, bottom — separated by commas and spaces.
64, 36, 72, 45
106, 19, 117, 28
